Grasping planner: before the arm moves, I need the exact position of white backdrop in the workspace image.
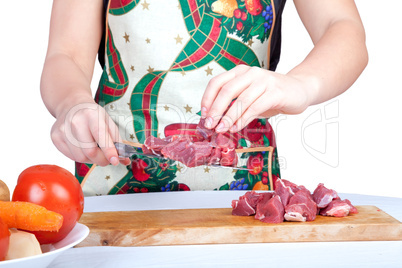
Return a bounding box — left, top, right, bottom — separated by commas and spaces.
0, 0, 401, 197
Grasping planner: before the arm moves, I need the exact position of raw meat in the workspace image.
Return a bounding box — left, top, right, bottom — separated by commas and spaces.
231, 199, 255, 216
195, 118, 214, 140
231, 191, 266, 216
284, 190, 317, 222
255, 195, 284, 224
320, 199, 359, 217
245, 191, 268, 210
274, 179, 295, 206
143, 136, 172, 155
312, 183, 340, 208
231, 178, 358, 224
142, 119, 238, 167
220, 147, 237, 166
344, 199, 359, 214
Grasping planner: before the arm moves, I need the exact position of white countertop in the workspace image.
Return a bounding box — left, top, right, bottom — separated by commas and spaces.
49, 191, 402, 267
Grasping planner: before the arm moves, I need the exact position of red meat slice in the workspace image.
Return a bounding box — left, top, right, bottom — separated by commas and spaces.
210, 133, 236, 149
255, 194, 284, 224
312, 183, 340, 208
274, 179, 295, 206
161, 140, 212, 167
320, 199, 358, 217
344, 199, 359, 214
245, 191, 268, 210
185, 142, 213, 167
141, 118, 238, 168
161, 138, 188, 158
281, 179, 314, 199
208, 148, 221, 165
231, 191, 268, 216
254, 192, 274, 220
220, 147, 237, 166
231, 198, 255, 216
281, 179, 299, 192
143, 136, 171, 155
284, 190, 317, 222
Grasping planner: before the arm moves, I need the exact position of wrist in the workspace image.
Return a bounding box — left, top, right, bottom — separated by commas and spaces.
287, 71, 321, 107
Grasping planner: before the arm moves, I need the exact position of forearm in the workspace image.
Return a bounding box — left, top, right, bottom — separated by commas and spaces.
40, 53, 96, 119
288, 19, 368, 106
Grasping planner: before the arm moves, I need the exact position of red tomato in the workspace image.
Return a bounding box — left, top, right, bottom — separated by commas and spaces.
12, 165, 84, 244
0, 217, 10, 261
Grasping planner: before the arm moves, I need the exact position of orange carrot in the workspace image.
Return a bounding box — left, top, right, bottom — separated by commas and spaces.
0, 201, 63, 232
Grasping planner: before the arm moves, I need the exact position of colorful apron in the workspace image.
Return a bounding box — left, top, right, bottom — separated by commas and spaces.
76, 0, 285, 196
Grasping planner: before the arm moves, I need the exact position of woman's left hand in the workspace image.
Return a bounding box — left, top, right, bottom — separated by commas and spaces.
200, 65, 313, 133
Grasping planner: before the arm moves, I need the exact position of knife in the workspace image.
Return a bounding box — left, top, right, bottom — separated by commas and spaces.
114, 142, 251, 171
114, 142, 165, 159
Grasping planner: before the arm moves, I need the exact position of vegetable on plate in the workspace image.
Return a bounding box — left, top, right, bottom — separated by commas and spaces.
12, 165, 84, 244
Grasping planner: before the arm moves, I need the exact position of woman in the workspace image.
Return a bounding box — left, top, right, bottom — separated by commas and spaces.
40, 0, 368, 196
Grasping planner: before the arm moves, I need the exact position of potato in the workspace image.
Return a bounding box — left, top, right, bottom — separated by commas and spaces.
5, 229, 42, 260
0, 180, 10, 202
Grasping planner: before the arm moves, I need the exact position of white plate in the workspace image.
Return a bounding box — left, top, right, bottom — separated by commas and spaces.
0, 223, 89, 268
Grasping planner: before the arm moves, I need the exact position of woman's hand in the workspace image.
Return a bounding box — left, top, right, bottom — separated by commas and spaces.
51, 102, 131, 167
201, 65, 313, 133
201, 0, 368, 133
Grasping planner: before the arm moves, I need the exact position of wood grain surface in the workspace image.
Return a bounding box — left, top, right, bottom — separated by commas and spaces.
77, 206, 402, 247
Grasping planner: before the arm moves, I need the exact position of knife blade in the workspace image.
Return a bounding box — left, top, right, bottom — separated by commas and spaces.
114, 142, 165, 159
114, 142, 250, 171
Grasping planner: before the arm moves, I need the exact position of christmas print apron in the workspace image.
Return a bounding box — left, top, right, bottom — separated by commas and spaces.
77, 0, 286, 196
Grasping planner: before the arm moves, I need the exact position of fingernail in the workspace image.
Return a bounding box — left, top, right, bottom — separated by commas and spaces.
205, 117, 213, 128
215, 122, 225, 132
110, 156, 119, 166
201, 107, 207, 118
230, 124, 238, 133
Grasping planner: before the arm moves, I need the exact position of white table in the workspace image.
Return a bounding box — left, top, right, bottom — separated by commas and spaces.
49, 191, 402, 268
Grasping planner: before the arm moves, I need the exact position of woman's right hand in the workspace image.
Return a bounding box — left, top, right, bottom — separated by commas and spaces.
51, 102, 131, 167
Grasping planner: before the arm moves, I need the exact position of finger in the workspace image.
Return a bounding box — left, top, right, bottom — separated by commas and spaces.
233, 94, 279, 131
51, 124, 84, 162
69, 116, 109, 166
52, 136, 78, 162
106, 114, 130, 165
87, 113, 118, 166
201, 65, 249, 121
216, 83, 266, 133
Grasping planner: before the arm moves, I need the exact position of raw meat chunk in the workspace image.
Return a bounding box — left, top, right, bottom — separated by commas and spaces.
141, 119, 238, 168
162, 141, 212, 168
220, 147, 237, 166
320, 199, 359, 217
344, 199, 359, 214
143, 136, 171, 155
255, 195, 284, 224
231, 178, 358, 224
245, 191, 268, 210
208, 148, 221, 165
232, 198, 255, 216
210, 133, 236, 149
281, 179, 299, 192
274, 179, 295, 206
195, 118, 214, 140
312, 183, 340, 208
284, 190, 317, 222
231, 191, 266, 216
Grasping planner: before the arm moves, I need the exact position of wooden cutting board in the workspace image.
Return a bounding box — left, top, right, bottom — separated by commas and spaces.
77, 206, 402, 247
